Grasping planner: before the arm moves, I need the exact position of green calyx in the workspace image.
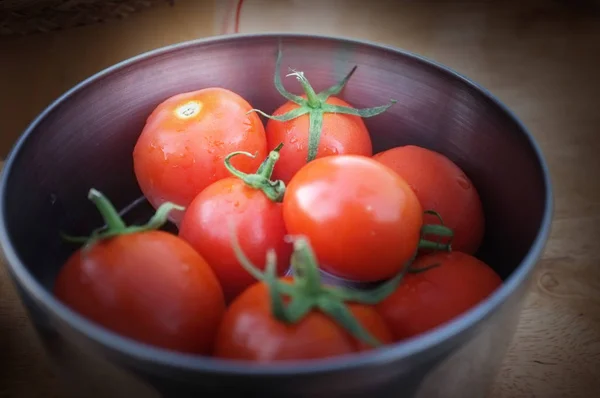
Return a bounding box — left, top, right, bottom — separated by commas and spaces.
230, 228, 414, 347
248, 45, 397, 163
224, 143, 286, 202
62, 188, 183, 251
417, 210, 454, 253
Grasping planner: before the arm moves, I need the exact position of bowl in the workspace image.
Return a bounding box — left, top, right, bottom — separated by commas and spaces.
0, 34, 552, 398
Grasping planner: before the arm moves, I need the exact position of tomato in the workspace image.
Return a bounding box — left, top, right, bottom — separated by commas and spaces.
179, 146, 292, 302
212, 235, 394, 361
373, 145, 485, 254
265, 95, 374, 184
253, 50, 394, 184
213, 280, 392, 361
133, 87, 268, 224
283, 155, 423, 282
54, 189, 225, 355
376, 251, 502, 341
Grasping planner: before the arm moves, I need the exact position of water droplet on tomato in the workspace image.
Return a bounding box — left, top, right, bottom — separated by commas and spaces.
289, 136, 298, 144
457, 174, 471, 190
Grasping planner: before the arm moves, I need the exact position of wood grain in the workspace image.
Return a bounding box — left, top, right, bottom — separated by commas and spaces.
1, 0, 599, 397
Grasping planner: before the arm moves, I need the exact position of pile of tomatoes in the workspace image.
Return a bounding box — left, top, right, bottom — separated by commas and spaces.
54, 49, 502, 362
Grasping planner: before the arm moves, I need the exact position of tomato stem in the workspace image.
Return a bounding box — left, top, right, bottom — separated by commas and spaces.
61, 188, 184, 251
418, 239, 452, 252
286, 70, 320, 107
248, 45, 396, 164
230, 226, 413, 347
88, 188, 126, 231
223, 145, 286, 202
419, 209, 454, 252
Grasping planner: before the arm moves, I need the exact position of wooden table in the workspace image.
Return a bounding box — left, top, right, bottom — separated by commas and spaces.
1, 1, 599, 397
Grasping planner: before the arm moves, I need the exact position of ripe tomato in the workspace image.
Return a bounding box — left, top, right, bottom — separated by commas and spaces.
55, 189, 225, 355
133, 87, 267, 224
377, 251, 502, 341
265, 95, 374, 184
373, 145, 485, 254
283, 155, 423, 282
213, 280, 393, 361
253, 50, 394, 184
213, 236, 395, 361
179, 146, 292, 302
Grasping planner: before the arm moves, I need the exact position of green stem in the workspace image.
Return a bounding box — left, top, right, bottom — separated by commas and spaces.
62, 189, 183, 251
223, 145, 286, 202
307, 109, 324, 163
230, 228, 413, 348
287, 70, 320, 108
88, 188, 126, 230
419, 239, 452, 252
420, 209, 454, 252
249, 45, 396, 165
288, 236, 323, 295
421, 224, 454, 238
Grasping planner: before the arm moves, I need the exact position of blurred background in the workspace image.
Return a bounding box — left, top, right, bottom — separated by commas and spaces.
1, 0, 599, 397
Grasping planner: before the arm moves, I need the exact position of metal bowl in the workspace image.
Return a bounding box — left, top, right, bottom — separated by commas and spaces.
0, 34, 552, 398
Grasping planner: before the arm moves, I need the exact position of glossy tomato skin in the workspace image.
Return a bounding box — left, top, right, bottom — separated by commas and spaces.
133, 88, 267, 224
373, 145, 485, 254
377, 251, 502, 341
213, 279, 393, 361
54, 231, 225, 355
266, 96, 373, 184
283, 155, 423, 282
179, 177, 292, 302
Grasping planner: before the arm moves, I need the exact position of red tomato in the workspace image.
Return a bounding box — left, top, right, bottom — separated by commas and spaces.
266, 95, 373, 184
373, 145, 485, 254
377, 251, 502, 341
213, 279, 393, 361
179, 147, 292, 302
54, 231, 225, 354
255, 56, 395, 184
283, 155, 423, 282
133, 87, 267, 224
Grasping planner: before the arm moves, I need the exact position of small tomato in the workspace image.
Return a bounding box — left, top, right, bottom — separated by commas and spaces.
252, 48, 395, 184
54, 189, 225, 355
179, 144, 292, 302
282, 155, 424, 282
133, 87, 267, 224
213, 235, 395, 361
373, 145, 485, 254
377, 251, 502, 341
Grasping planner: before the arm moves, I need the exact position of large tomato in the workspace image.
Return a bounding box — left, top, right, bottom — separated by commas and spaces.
253, 50, 394, 184
373, 145, 485, 254
283, 155, 424, 282
377, 251, 502, 341
179, 146, 292, 302
133, 87, 267, 224
213, 236, 394, 361
54, 189, 225, 355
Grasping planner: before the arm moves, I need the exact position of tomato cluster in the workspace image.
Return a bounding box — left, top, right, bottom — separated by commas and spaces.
54, 48, 502, 362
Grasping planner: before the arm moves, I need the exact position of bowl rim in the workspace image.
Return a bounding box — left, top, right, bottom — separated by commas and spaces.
0, 32, 553, 376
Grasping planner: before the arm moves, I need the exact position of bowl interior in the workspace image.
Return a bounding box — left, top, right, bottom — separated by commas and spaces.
2, 35, 547, 325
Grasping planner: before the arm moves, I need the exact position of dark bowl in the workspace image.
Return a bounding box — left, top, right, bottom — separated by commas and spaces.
0, 34, 552, 398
